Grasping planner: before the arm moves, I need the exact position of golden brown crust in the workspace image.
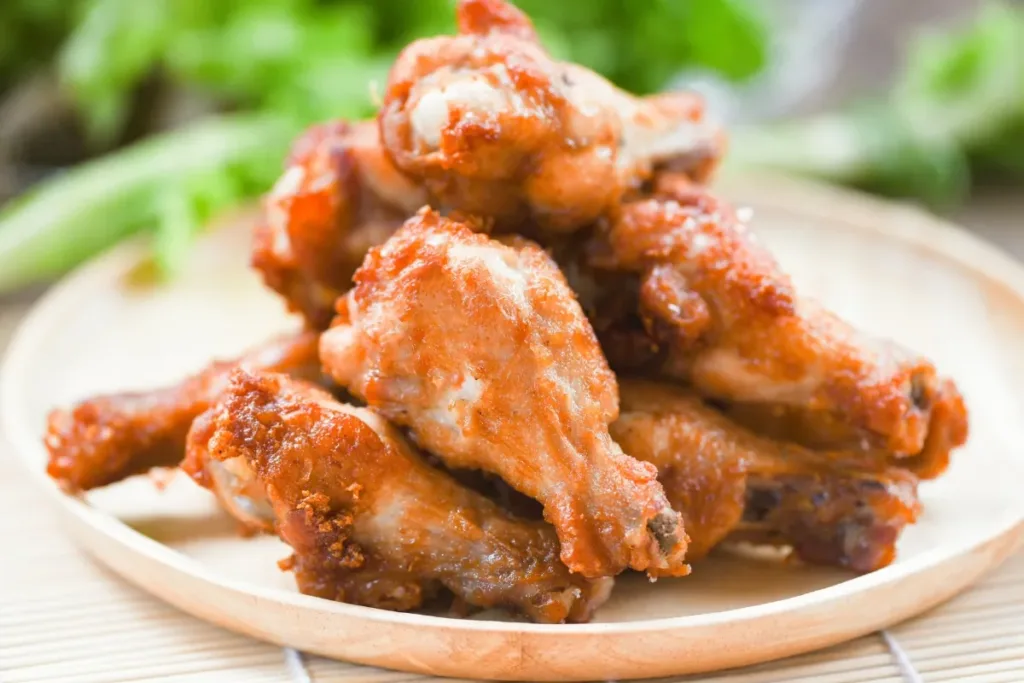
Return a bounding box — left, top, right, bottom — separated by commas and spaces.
320, 209, 688, 579
378, 0, 722, 233
44, 331, 321, 492
181, 409, 275, 535
723, 376, 968, 480
456, 0, 539, 40
202, 370, 610, 623
613, 380, 921, 572
911, 379, 968, 479
574, 176, 968, 471
253, 120, 424, 328
38, 0, 969, 624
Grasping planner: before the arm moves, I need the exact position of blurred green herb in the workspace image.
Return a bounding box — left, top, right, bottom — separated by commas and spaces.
515, 0, 766, 93
1, 1, 1021, 295
731, 2, 1024, 205
0, 1, 71, 86
59, 0, 767, 140
0, 115, 292, 292
0, 0, 767, 293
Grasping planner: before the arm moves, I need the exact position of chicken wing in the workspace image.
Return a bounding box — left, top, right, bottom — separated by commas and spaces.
192, 370, 612, 623
320, 209, 688, 579
721, 378, 967, 480
612, 380, 921, 572
253, 120, 427, 328
45, 330, 321, 492
576, 175, 968, 474
181, 406, 276, 534
379, 0, 723, 233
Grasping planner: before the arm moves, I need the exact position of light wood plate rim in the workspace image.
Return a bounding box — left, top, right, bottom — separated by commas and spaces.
3, 174, 1023, 680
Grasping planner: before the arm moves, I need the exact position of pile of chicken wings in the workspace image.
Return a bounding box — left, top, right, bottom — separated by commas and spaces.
45, 0, 968, 624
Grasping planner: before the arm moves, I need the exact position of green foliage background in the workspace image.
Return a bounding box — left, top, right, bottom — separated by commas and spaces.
0, 0, 1020, 292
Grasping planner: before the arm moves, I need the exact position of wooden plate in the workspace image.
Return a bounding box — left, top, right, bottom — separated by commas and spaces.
3, 175, 1023, 681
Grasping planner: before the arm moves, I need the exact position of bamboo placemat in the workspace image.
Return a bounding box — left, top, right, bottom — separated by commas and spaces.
1, 299, 1022, 683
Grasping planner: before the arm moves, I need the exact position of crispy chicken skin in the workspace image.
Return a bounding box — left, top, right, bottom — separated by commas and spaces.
38, 0, 968, 628
320, 209, 688, 579
253, 120, 426, 328
379, 0, 722, 233
193, 370, 611, 623
578, 175, 969, 471
721, 377, 968, 480
181, 408, 275, 534
44, 331, 321, 492
612, 380, 921, 572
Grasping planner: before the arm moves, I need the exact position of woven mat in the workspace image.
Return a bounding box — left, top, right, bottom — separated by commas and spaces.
1, 298, 1022, 683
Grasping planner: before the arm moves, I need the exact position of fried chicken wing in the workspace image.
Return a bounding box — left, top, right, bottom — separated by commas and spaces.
612, 380, 921, 572
320, 209, 688, 578
379, 0, 722, 233
45, 331, 321, 492
253, 120, 426, 328
181, 407, 275, 534
721, 377, 968, 480
192, 370, 611, 623
577, 175, 968, 473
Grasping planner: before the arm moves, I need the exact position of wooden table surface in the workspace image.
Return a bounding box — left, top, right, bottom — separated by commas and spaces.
1, 192, 1022, 683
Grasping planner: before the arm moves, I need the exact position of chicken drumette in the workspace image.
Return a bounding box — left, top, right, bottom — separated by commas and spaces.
612, 380, 920, 571
45, 331, 321, 492
571, 175, 968, 477
253, 0, 723, 326
320, 209, 688, 579
379, 0, 723, 233
187, 370, 611, 623
253, 120, 426, 328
